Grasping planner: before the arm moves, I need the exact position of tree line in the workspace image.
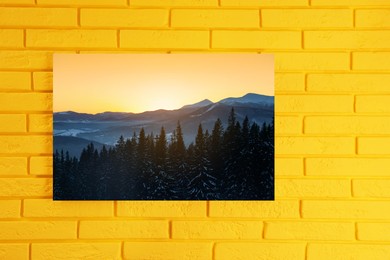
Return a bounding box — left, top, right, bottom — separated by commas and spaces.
54, 108, 274, 200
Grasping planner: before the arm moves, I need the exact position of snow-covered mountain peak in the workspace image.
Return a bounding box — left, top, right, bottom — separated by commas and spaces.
218, 93, 274, 106
181, 99, 214, 109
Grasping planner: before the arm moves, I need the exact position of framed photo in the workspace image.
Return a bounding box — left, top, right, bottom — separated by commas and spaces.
53, 54, 274, 200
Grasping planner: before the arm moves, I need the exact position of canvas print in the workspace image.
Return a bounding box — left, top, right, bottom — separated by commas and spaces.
53, 54, 274, 200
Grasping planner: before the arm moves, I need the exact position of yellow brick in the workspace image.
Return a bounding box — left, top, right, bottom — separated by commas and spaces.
0, 157, 27, 175
0, 114, 26, 132
308, 74, 390, 92
0, 29, 23, 48
358, 223, 390, 241
117, 201, 206, 217
130, 0, 218, 6
353, 52, 390, 70
0, 178, 51, 197
81, 9, 168, 28
0, 0, 33, 3
275, 158, 303, 176
30, 156, 52, 175
302, 200, 390, 219
305, 31, 390, 49
33, 72, 52, 91
276, 179, 350, 198
353, 180, 390, 198
0, 72, 30, 90
307, 243, 390, 260
27, 29, 117, 48
312, 0, 390, 6
0, 7, 77, 27
0, 93, 52, 111
120, 30, 209, 49
0, 221, 76, 240
24, 199, 113, 217
172, 221, 262, 239
356, 10, 390, 28
221, 0, 308, 6
215, 242, 305, 260
356, 95, 390, 113
276, 95, 353, 113
32, 243, 121, 260
274, 52, 349, 71
359, 137, 390, 154
265, 221, 354, 240
275, 116, 301, 134
262, 9, 352, 28
29, 114, 52, 133
306, 158, 390, 176
276, 137, 354, 155
210, 201, 299, 218
0, 136, 51, 154
0, 200, 20, 218
172, 10, 259, 28
0, 244, 28, 260
37, 0, 126, 5
212, 31, 300, 49
275, 73, 305, 92
79, 220, 168, 239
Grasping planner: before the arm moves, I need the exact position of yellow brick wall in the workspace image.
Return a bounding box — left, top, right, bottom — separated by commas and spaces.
0, 0, 389, 259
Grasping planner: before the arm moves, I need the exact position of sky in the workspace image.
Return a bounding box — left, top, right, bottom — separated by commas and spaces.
54, 54, 274, 114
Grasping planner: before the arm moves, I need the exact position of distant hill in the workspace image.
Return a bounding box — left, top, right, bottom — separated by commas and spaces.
54, 136, 108, 158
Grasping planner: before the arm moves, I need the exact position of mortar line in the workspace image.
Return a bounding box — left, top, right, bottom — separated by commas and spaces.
23, 29, 26, 48
117, 30, 120, 48
212, 242, 216, 260
209, 30, 212, 49
29, 243, 32, 260
259, 9, 262, 28
206, 201, 210, 217
168, 9, 172, 28
353, 9, 356, 28
355, 222, 359, 240
168, 220, 173, 239
305, 242, 309, 260
301, 30, 304, 49
303, 157, 307, 176
77, 8, 81, 27
121, 241, 125, 259
30, 72, 34, 91
77, 220, 80, 239
350, 178, 354, 197
127, 0, 130, 6
20, 199, 24, 217
350, 52, 353, 70
299, 200, 303, 218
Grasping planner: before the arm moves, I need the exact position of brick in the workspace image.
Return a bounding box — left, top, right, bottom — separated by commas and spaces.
130, 0, 218, 6
33, 72, 52, 91
27, 29, 117, 48
0, 136, 51, 154
117, 201, 206, 217
308, 74, 390, 92
0, 157, 27, 175
275, 95, 353, 113
0, 221, 76, 240
30, 156, 52, 175
172, 221, 262, 239
356, 10, 390, 28
0, 114, 26, 132
29, 114, 52, 133
212, 31, 300, 49
172, 10, 259, 28
37, 0, 126, 5
32, 243, 121, 260
275, 158, 303, 176
274, 52, 349, 71
305, 116, 390, 134
262, 9, 352, 28
0, 51, 57, 70
265, 221, 354, 240
276, 137, 354, 155
0, 7, 77, 27
275, 73, 305, 92
305, 31, 390, 49
0, 29, 23, 48
215, 242, 305, 260
356, 96, 390, 113
120, 30, 209, 49
0, 244, 28, 260
221, 0, 308, 6
81, 9, 168, 28
0, 0, 33, 3
275, 116, 301, 134
276, 179, 350, 198
0, 200, 20, 218
210, 201, 299, 218
307, 243, 390, 260
302, 200, 390, 219
353, 52, 390, 70
124, 242, 212, 260
358, 223, 390, 241
312, 0, 390, 6
359, 137, 390, 154
0, 178, 51, 197
24, 199, 113, 217
0, 93, 52, 111
306, 158, 390, 176
79, 220, 168, 239
353, 180, 390, 198
0, 72, 30, 90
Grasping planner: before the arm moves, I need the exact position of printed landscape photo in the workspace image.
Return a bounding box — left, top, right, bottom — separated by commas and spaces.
53, 54, 274, 200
